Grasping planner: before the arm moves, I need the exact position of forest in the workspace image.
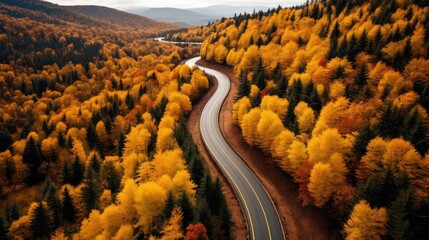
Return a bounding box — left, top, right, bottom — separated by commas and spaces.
172, 0, 429, 239
0, 1, 231, 239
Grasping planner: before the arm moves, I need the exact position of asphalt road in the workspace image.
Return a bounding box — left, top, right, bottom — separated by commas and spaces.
186, 57, 285, 240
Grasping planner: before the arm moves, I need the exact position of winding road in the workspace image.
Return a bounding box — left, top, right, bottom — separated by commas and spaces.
185, 57, 285, 240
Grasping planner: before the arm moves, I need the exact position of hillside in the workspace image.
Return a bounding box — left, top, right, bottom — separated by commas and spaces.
68, 5, 176, 30
130, 7, 217, 26
0, 0, 178, 32
180, 0, 429, 239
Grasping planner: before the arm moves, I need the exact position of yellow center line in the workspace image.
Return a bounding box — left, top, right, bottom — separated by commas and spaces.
207, 118, 272, 240
198, 64, 273, 240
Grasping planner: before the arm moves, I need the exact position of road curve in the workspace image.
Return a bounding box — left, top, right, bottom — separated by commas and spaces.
185, 57, 285, 240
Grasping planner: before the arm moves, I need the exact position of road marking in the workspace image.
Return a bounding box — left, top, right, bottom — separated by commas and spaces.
206, 118, 272, 240
197, 63, 273, 240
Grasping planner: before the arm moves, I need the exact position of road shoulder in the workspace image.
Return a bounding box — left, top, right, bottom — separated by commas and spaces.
196, 58, 340, 240
187, 69, 247, 240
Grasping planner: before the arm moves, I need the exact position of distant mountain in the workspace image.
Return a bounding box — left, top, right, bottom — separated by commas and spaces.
0, 0, 178, 31
129, 7, 217, 26
190, 5, 272, 18
128, 5, 276, 26
67, 5, 176, 29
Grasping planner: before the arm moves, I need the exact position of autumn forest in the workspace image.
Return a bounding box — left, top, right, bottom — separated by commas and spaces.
0, 0, 429, 239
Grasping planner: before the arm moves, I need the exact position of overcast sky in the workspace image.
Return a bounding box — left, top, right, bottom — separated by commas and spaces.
45, 0, 306, 10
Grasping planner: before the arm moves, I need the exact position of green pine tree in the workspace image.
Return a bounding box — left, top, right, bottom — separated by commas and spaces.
29, 202, 53, 239
198, 200, 214, 239
117, 133, 125, 157
162, 192, 175, 221
89, 154, 100, 173
45, 185, 62, 228
71, 155, 84, 186
178, 192, 194, 231
387, 188, 412, 240
22, 136, 43, 184
252, 58, 266, 90
101, 161, 121, 194
235, 74, 251, 100
82, 167, 101, 215
353, 123, 376, 160
62, 187, 76, 223
62, 161, 72, 185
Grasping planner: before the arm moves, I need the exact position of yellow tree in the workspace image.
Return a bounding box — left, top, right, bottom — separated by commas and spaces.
270, 129, 295, 160
113, 224, 134, 240
256, 110, 284, 152
307, 128, 351, 163
78, 210, 104, 239
161, 207, 184, 240
134, 181, 167, 233
286, 140, 308, 175
95, 121, 108, 144
240, 108, 261, 146
357, 137, 388, 181
307, 162, 332, 207
344, 200, 388, 240
123, 124, 151, 157
260, 95, 289, 120
232, 97, 251, 125
156, 127, 177, 153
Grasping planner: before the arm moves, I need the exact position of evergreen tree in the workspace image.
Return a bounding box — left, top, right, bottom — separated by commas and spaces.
150, 96, 169, 124
117, 133, 125, 157
0, 130, 12, 152
353, 123, 376, 160
357, 29, 368, 53
5, 203, 20, 224
62, 161, 72, 185
354, 64, 369, 87
347, 33, 359, 61
377, 103, 404, 139
208, 178, 223, 215
45, 185, 62, 228
57, 131, 66, 148
387, 188, 412, 240
62, 187, 76, 223
89, 154, 100, 173
82, 167, 101, 215
198, 200, 214, 239
235, 74, 251, 100
5, 156, 16, 185
162, 192, 175, 221
0, 216, 6, 240
101, 161, 121, 194
29, 202, 52, 239
252, 58, 266, 90
402, 38, 412, 70
125, 91, 134, 110
219, 201, 232, 240
22, 136, 43, 184
191, 156, 205, 186
67, 136, 74, 149
178, 192, 194, 231
337, 35, 348, 58
71, 155, 84, 186
402, 109, 428, 155
353, 170, 401, 208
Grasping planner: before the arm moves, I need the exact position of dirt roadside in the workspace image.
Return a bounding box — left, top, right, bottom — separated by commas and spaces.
187, 71, 247, 240
192, 58, 341, 240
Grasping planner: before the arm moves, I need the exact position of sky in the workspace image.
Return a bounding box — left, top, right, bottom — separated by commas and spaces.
45, 0, 306, 10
